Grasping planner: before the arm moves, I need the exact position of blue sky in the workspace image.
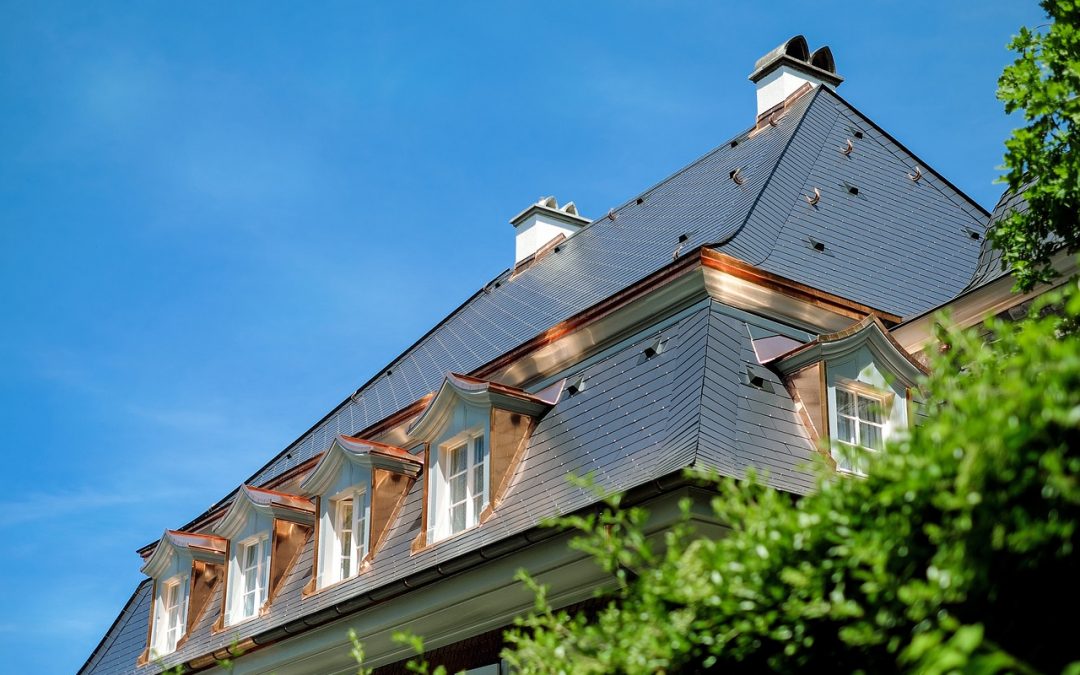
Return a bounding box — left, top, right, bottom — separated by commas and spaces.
0, 1, 1044, 672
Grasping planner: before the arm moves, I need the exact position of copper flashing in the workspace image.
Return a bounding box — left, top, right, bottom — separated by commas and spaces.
186, 560, 223, 635
511, 232, 566, 278
335, 435, 420, 464
242, 485, 317, 512
752, 81, 814, 133
368, 469, 415, 561
264, 519, 312, 613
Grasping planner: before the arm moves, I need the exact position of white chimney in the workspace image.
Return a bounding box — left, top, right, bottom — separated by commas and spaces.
510, 196, 589, 264
749, 36, 842, 118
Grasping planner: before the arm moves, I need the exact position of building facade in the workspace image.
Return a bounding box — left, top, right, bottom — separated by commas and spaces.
80, 36, 1048, 675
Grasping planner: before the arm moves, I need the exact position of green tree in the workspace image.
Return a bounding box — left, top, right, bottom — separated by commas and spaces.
994, 0, 1080, 291
502, 285, 1080, 674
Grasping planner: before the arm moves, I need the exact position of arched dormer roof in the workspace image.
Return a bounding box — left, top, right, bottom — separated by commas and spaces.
215, 486, 315, 540
140, 530, 227, 579
768, 315, 927, 386
299, 435, 422, 496
407, 373, 564, 444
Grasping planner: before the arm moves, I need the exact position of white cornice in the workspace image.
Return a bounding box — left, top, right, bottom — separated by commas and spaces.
299, 435, 421, 496
406, 374, 561, 445
215, 486, 315, 540
771, 317, 925, 389
140, 530, 226, 579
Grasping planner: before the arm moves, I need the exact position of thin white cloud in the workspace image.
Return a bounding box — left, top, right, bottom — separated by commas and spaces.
0, 489, 146, 528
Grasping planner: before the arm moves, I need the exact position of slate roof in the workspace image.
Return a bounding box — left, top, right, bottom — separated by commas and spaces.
83, 84, 989, 674
227, 85, 984, 506
966, 188, 1030, 290
84, 302, 819, 674
80, 582, 152, 675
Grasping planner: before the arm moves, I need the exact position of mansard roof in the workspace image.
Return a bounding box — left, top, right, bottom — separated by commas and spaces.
84, 84, 990, 675
84, 301, 824, 674
966, 187, 1030, 291
224, 86, 985, 502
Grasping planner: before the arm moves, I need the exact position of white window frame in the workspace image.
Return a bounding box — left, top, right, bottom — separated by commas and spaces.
832, 383, 890, 475
227, 533, 270, 625
430, 430, 488, 542
151, 574, 187, 657
327, 486, 369, 585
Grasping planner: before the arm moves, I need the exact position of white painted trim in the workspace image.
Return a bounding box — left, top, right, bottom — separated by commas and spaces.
150, 574, 188, 657
226, 533, 270, 626
428, 428, 488, 543
320, 485, 370, 588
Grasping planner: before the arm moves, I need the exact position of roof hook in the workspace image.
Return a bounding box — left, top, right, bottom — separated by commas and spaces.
769, 112, 782, 127
908, 166, 923, 182
607, 208, 617, 221
730, 167, 745, 185
841, 138, 854, 156
804, 187, 821, 206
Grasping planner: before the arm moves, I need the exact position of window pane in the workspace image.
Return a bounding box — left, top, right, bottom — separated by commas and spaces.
451, 503, 466, 533
861, 422, 883, 451
473, 463, 485, 496
244, 554, 257, 594
339, 529, 353, 579
450, 473, 467, 503
449, 445, 467, 475
858, 394, 883, 424
836, 388, 854, 416
837, 414, 856, 445
473, 436, 485, 464
244, 543, 258, 572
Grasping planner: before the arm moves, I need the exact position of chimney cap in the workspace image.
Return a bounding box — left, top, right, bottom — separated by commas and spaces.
749, 35, 842, 86
509, 196, 590, 228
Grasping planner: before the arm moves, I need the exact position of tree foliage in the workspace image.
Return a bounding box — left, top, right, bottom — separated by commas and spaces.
994, 0, 1080, 291
502, 285, 1080, 674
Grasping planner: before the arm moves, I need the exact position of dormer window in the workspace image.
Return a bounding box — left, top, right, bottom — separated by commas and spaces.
300, 435, 420, 592
331, 486, 369, 581
214, 486, 314, 627
765, 316, 925, 475
407, 373, 562, 549
234, 534, 270, 622
833, 384, 888, 473
153, 575, 187, 656
436, 431, 488, 538
138, 530, 226, 663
